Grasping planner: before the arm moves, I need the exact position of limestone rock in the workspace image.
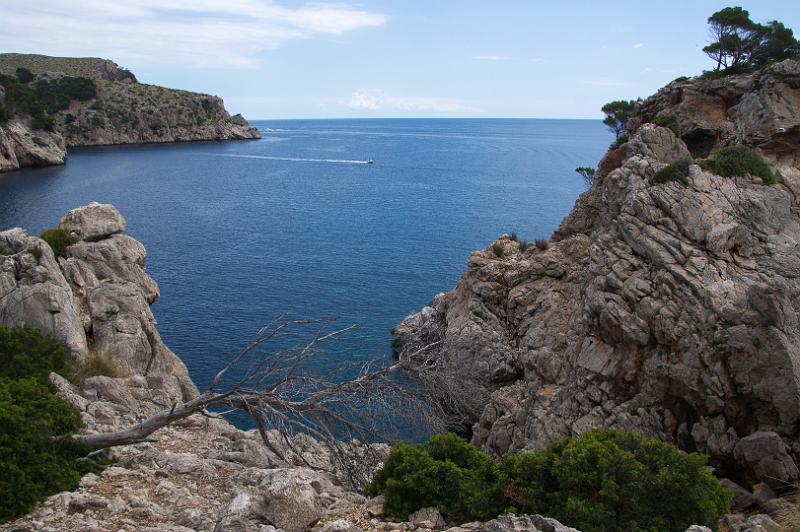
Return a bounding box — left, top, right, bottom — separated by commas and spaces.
0, 120, 66, 172
409, 507, 445, 528
59, 202, 126, 242
395, 60, 800, 488
719, 479, 755, 511
734, 432, 800, 491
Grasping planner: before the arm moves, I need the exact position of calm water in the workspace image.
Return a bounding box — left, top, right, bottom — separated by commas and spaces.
0, 119, 610, 394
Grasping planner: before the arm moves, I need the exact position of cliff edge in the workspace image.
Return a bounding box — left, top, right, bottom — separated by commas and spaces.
394, 60, 800, 500
0, 54, 260, 173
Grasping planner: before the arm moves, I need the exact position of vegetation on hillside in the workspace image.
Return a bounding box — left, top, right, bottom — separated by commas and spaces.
0, 326, 104, 523
38, 228, 75, 258
699, 145, 777, 184
0, 72, 96, 131
703, 6, 799, 73
601, 100, 640, 138
367, 430, 731, 531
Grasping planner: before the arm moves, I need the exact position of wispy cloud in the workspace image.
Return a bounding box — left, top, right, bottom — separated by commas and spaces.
0, 0, 386, 69
633, 43, 645, 48
472, 55, 511, 61
346, 89, 475, 113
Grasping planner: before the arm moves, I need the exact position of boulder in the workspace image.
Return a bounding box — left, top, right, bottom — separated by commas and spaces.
720, 479, 755, 511
409, 507, 445, 528
734, 432, 800, 490
59, 202, 126, 242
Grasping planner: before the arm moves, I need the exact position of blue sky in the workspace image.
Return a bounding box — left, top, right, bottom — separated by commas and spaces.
2, 1, 798, 119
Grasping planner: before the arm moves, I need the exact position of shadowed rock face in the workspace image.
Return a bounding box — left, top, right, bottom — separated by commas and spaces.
0, 202, 197, 400
394, 60, 800, 488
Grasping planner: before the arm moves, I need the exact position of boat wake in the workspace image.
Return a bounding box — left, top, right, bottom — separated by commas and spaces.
201, 153, 372, 165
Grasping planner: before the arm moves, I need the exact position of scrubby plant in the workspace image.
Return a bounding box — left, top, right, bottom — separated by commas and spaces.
71, 351, 124, 387
518, 240, 532, 253
534, 238, 549, 250
39, 228, 74, 258
498, 429, 731, 532
652, 158, 692, 186
366, 434, 504, 523
509, 231, 519, 242
575, 166, 596, 187
699, 145, 777, 184
14, 67, 34, 84
610, 133, 629, 150
653, 114, 683, 137
0, 325, 102, 523
601, 100, 640, 138
492, 241, 505, 258
673, 76, 690, 83
368, 430, 731, 532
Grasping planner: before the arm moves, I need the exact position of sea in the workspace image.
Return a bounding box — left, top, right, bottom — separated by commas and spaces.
0, 118, 611, 414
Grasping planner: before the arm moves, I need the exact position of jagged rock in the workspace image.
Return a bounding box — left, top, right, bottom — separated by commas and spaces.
684, 527, 712, 532
409, 507, 445, 527
59, 202, 126, 242
720, 513, 784, 532
0, 120, 66, 172
752, 483, 778, 506
734, 432, 800, 491
447, 515, 579, 531
395, 61, 800, 488
719, 479, 755, 511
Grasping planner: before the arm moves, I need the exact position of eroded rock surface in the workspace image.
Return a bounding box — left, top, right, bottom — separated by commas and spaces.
395, 61, 800, 492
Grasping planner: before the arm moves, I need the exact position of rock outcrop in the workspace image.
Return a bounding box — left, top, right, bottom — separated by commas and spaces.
0, 119, 67, 171
394, 60, 800, 495
0, 202, 195, 398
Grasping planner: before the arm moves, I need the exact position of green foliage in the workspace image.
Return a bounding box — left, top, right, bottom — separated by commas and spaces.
498, 430, 731, 532
0, 325, 102, 523
601, 100, 640, 138
38, 228, 75, 258
699, 145, 777, 184
575, 166, 596, 187
71, 351, 124, 387
610, 133, 629, 150
703, 6, 799, 72
0, 325, 70, 383
0, 73, 95, 128
34, 77, 97, 112
653, 115, 683, 137
673, 76, 690, 83
491, 241, 505, 258
366, 434, 504, 523
369, 430, 731, 532
652, 158, 692, 186
14, 67, 34, 84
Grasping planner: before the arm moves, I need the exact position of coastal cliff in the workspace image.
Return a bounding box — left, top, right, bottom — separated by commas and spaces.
0, 54, 260, 173
395, 59, 800, 505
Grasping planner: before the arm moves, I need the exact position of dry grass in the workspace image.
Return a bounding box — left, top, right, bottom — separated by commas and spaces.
71, 350, 125, 386
775, 487, 800, 530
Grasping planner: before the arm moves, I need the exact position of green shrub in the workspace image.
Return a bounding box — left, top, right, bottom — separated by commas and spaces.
369, 430, 731, 531
71, 351, 124, 387
30, 114, 54, 131
652, 158, 692, 186
673, 76, 690, 83
534, 238, 549, 250
366, 434, 504, 522
610, 133, 629, 150
699, 145, 777, 184
509, 231, 519, 242
575, 166, 596, 186
0, 325, 102, 523
492, 241, 505, 258
653, 115, 683, 137
0, 325, 70, 382
14, 67, 34, 84
39, 228, 74, 258
498, 429, 731, 532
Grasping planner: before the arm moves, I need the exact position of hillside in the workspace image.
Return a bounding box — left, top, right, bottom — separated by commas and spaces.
395, 59, 800, 517
0, 54, 260, 172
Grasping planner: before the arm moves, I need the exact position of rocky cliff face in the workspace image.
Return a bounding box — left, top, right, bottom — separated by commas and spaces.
0, 55, 260, 173
394, 60, 800, 497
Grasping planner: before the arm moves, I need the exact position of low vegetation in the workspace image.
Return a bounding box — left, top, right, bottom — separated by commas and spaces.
367, 430, 731, 531
534, 238, 549, 250
491, 241, 505, 257
699, 145, 777, 184
652, 158, 692, 186
601, 100, 640, 139
71, 351, 124, 387
39, 228, 75, 258
652, 114, 682, 137
0, 72, 96, 131
0, 326, 102, 523
575, 166, 596, 187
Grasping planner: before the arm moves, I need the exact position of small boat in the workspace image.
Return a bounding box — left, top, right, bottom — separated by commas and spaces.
367, 159, 374, 165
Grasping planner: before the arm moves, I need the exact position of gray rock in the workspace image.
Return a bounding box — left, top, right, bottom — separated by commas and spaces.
59, 202, 126, 242
719, 479, 755, 511
720, 513, 784, 532
734, 432, 800, 490
447, 515, 579, 532
410, 507, 445, 527
752, 483, 777, 506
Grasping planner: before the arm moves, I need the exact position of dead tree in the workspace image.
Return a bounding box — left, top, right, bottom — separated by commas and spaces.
71, 318, 446, 488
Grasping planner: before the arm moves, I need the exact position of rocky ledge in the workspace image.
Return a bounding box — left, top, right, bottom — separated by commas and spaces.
394, 59, 800, 516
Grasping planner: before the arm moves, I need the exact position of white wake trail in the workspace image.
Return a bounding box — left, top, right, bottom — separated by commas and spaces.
200, 153, 372, 165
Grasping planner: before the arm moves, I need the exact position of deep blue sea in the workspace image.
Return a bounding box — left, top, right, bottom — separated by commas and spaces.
0, 119, 610, 396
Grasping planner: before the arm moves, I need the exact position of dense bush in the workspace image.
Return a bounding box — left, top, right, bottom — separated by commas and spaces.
366, 434, 504, 522
491, 241, 505, 258
0, 325, 101, 523
34, 77, 96, 112
14, 67, 34, 84
368, 430, 731, 531
652, 158, 692, 186
699, 145, 777, 184
39, 228, 75, 258
498, 430, 730, 532
653, 114, 683, 137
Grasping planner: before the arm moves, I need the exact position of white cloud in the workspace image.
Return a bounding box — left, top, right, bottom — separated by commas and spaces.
346, 89, 475, 113
633, 43, 645, 48
0, 0, 386, 69
472, 55, 511, 61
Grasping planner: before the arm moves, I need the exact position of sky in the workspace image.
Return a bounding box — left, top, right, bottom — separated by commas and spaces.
1, 1, 798, 120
